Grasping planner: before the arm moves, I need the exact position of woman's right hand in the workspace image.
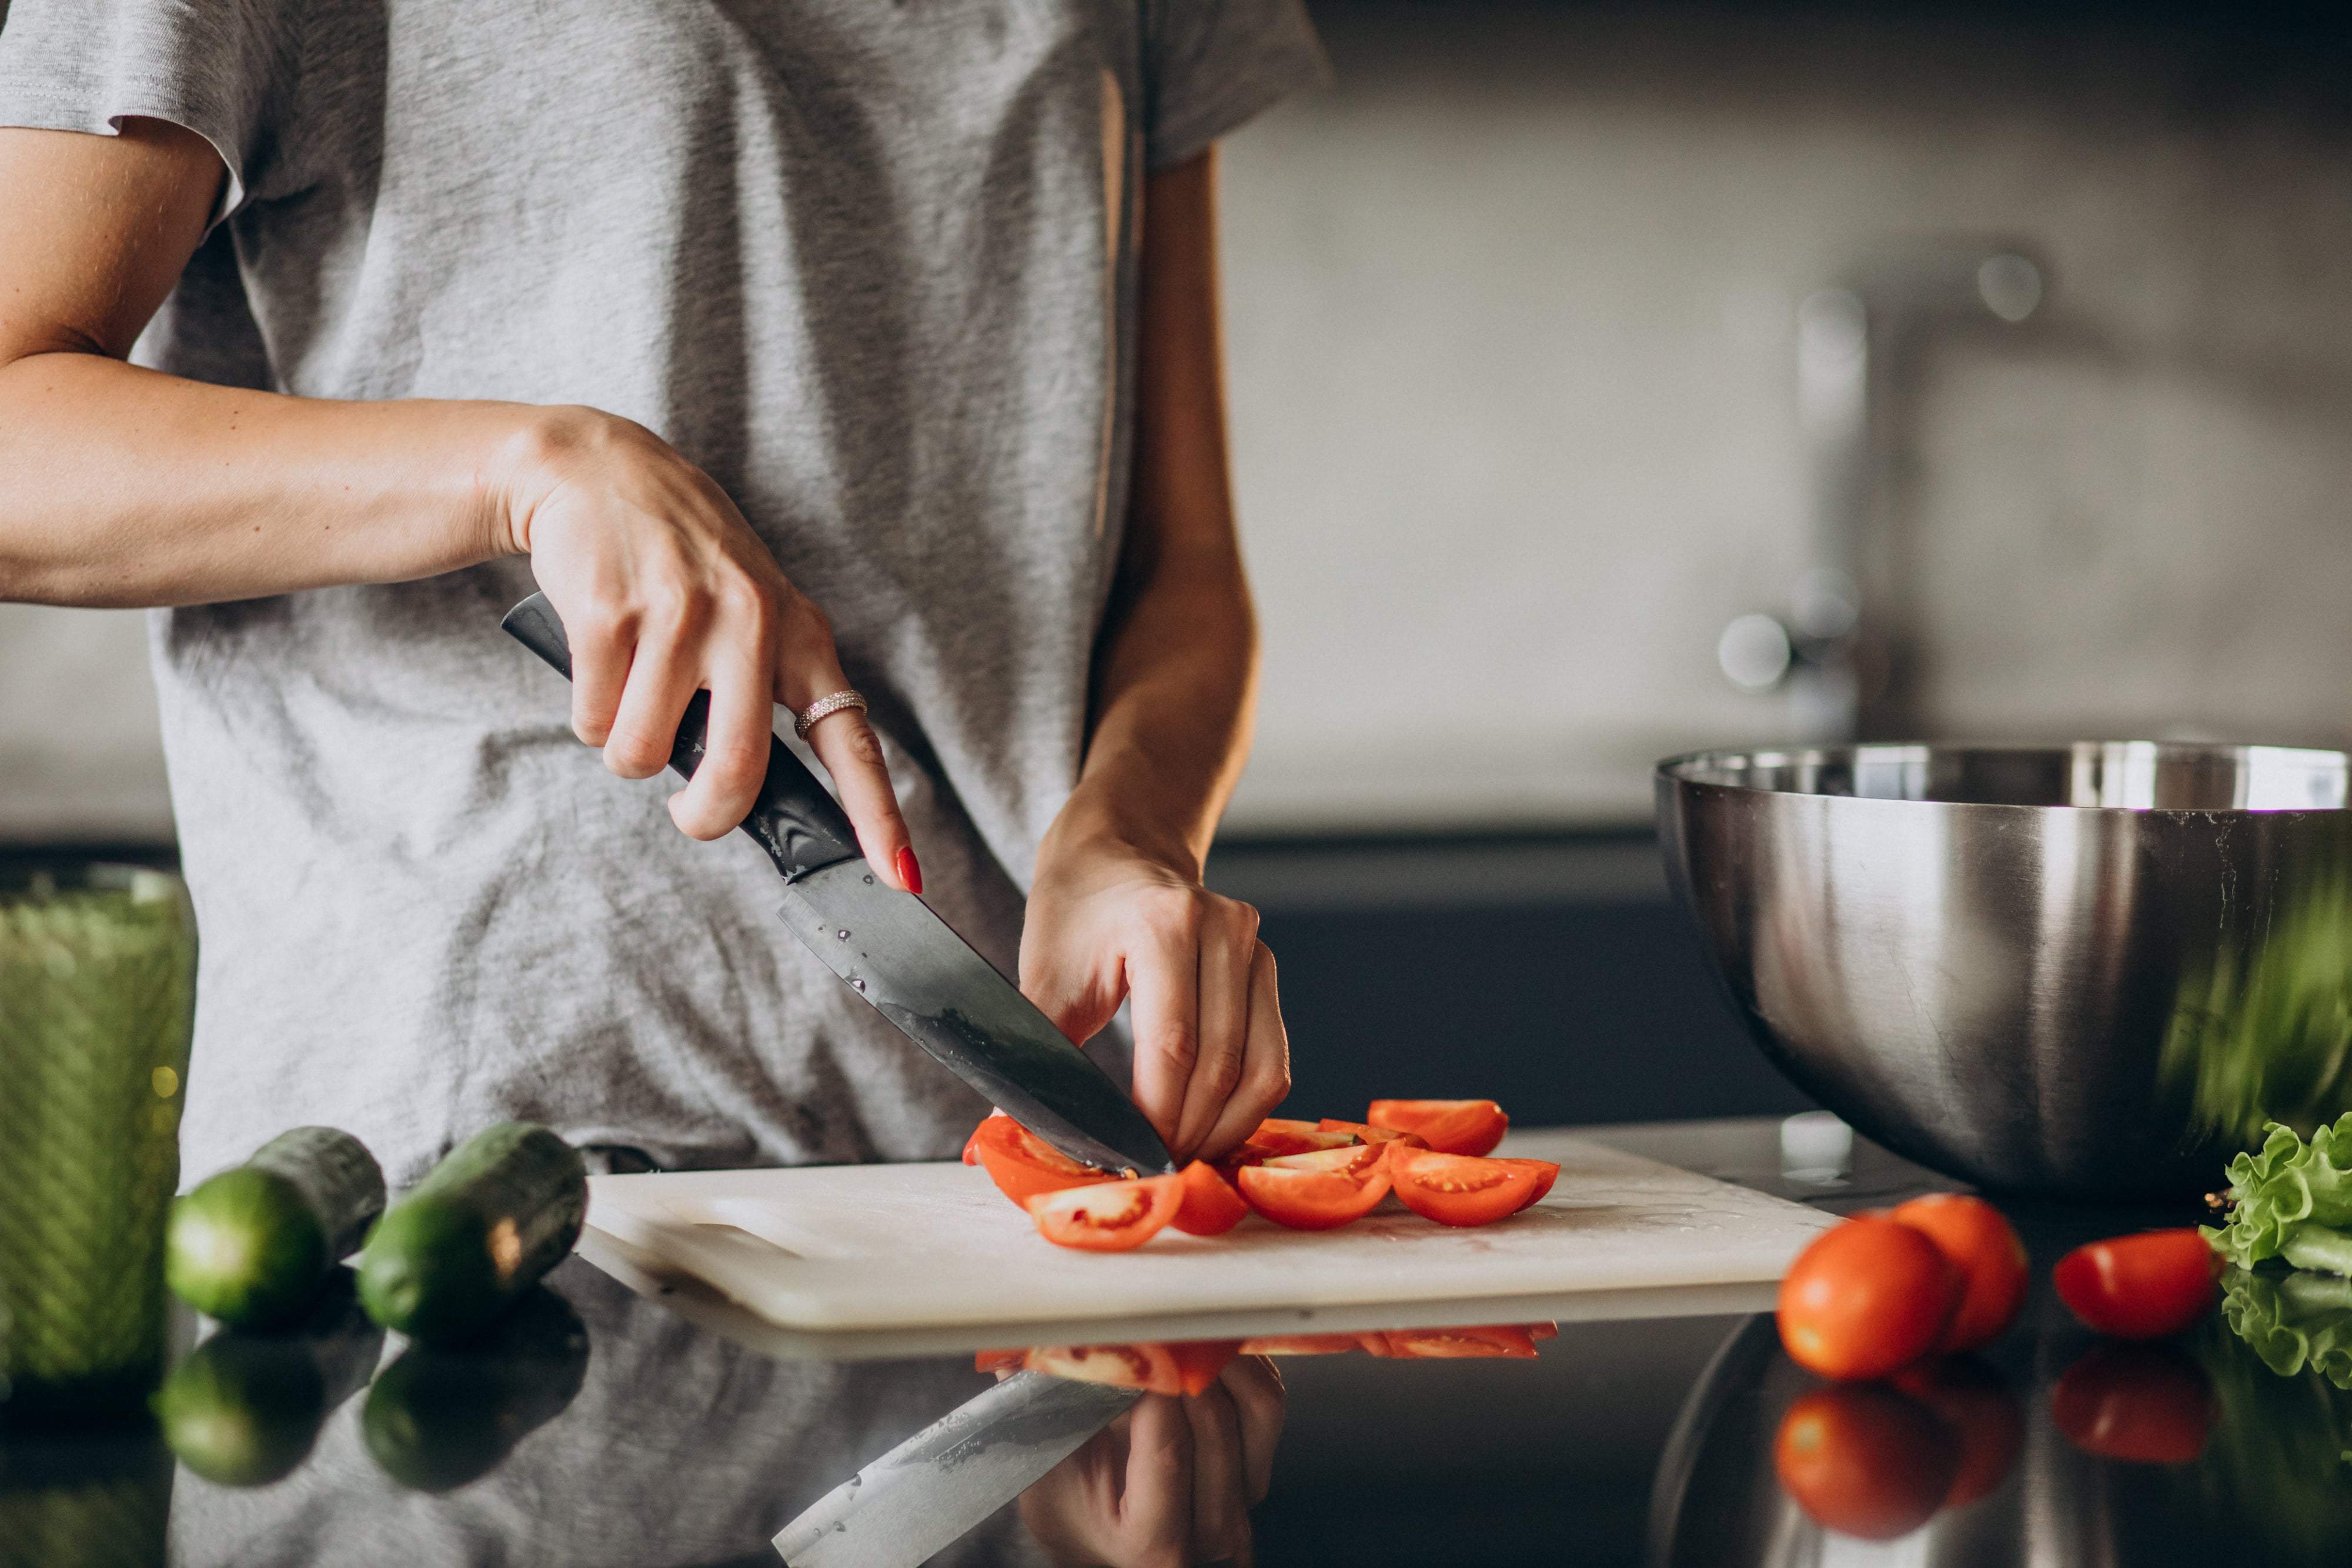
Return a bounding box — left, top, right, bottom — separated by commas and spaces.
490, 407, 917, 885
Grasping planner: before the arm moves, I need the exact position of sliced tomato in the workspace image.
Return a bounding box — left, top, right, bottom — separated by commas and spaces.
1237, 1159, 1391, 1231
1171, 1161, 1250, 1237
1317, 1119, 1426, 1149
1387, 1149, 1543, 1227
1025, 1174, 1182, 1252
1526, 1321, 1559, 1339
2053, 1230, 2220, 1341
1365, 1099, 1509, 1157
1025, 1339, 1241, 1395
1244, 1118, 1363, 1158
960, 1111, 1010, 1166
1238, 1332, 1364, 1356
1262, 1143, 1387, 1178
973, 1347, 1026, 1374
1495, 1158, 1560, 1212
1367, 1323, 1542, 1359
974, 1116, 1115, 1208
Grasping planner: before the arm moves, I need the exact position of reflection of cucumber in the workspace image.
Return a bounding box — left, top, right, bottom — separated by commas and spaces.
0, 1423, 173, 1568
358, 1122, 586, 1345
167, 1126, 385, 1328
362, 1286, 590, 1492
155, 1269, 385, 1487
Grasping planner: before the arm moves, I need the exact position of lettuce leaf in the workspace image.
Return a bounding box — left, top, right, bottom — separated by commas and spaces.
2206, 1116, 2352, 1274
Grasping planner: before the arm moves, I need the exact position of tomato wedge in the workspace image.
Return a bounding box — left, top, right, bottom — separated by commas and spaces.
1262, 1143, 1387, 1177
973, 1348, 1025, 1375
960, 1111, 1009, 1166
1025, 1174, 1183, 1252
1238, 1118, 1362, 1161
974, 1116, 1115, 1208
1316, 1119, 1426, 1149
1366, 1323, 1542, 1359
1025, 1339, 1241, 1396
1238, 1332, 1364, 1356
1171, 1161, 1250, 1237
1494, 1158, 1559, 1212
1365, 1099, 1509, 1157
1237, 1159, 1391, 1231
1387, 1149, 1544, 1227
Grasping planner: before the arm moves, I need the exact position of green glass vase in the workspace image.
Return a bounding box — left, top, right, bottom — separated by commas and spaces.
0, 865, 196, 1419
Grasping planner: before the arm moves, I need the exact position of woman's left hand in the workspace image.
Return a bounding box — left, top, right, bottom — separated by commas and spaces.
1020, 840, 1290, 1164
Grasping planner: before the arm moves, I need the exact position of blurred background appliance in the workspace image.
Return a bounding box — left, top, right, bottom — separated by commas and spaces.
8, 1, 2352, 1127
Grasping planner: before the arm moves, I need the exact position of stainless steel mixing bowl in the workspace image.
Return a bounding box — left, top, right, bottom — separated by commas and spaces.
1658, 743, 2352, 1200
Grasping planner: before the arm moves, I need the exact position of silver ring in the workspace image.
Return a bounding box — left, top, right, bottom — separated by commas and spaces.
792, 689, 867, 740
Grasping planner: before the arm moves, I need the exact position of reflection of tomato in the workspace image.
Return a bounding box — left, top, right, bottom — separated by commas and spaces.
1025, 1174, 1183, 1251
1887, 1195, 2027, 1352
1237, 1332, 1362, 1356
1025, 1339, 1241, 1395
1495, 1159, 1559, 1211
1778, 1218, 1959, 1380
974, 1117, 1113, 1207
1892, 1358, 2024, 1506
1365, 1099, 1509, 1158
1315, 1119, 1426, 1149
1237, 1159, 1391, 1231
1774, 1385, 1960, 1541
1365, 1323, 1542, 1359
2051, 1343, 2216, 1464
1387, 1149, 1548, 1227
2053, 1231, 2220, 1340
1170, 1161, 1250, 1237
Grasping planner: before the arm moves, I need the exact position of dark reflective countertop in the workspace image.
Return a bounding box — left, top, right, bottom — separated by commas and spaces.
11, 1119, 2352, 1567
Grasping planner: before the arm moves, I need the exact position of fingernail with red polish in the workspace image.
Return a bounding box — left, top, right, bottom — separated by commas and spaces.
896, 846, 924, 897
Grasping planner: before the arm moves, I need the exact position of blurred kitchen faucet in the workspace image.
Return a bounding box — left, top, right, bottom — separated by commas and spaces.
1718, 247, 2044, 740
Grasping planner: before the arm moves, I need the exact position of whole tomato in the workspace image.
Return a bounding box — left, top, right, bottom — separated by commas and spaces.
1778, 1216, 1960, 1380
1774, 1385, 1960, 1540
2053, 1230, 2221, 1340
2050, 1343, 2217, 1465
1887, 1194, 2028, 1352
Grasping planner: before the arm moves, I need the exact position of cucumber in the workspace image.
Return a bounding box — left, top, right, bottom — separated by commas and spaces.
360, 1285, 590, 1492
152, 1269, 385, 1487
166, 1126, 386, 1329
357, 1122, 586, 1346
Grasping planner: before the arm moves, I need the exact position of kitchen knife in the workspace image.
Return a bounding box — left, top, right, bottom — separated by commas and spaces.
500, 591, 1175, 1176
771, 1370, 1140, 1567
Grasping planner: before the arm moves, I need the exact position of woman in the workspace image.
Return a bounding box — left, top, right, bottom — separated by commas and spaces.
0, 2, 1324, 1185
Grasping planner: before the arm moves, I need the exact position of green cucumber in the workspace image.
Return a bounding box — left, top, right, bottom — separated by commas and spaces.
360, 1285, 590, 1491
152, 1269, 384, 1487
166, 1126, 386, 1328
357, 1122, 586, 1346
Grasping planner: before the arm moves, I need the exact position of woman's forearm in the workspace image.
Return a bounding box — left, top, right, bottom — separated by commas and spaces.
0, 351, 520, 607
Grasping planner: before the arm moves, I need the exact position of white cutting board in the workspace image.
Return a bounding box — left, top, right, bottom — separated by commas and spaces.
579, 1131, 1833, 1333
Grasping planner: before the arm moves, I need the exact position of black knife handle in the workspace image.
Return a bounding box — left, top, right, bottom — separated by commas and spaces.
501, 591, 862, 881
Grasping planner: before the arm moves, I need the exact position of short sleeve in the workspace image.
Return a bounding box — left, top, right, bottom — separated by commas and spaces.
0, 0, 297, 226
1142, 0, 1330, 170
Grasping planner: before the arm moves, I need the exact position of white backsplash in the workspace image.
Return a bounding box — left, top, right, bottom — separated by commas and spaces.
5, 7, 2350, 842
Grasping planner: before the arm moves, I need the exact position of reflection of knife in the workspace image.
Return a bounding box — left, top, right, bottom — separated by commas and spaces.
773, 1370, 1139, 1567
502, 593, 1174, 1176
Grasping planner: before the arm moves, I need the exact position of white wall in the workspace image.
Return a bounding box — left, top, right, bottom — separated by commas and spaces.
6, 6, 2351, 843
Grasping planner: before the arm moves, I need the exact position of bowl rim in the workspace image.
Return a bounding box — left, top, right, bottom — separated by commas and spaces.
1656, 740, 2352, 815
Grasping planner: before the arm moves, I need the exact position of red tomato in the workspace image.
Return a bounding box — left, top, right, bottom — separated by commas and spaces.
1237, 1159, 1391, 1231
973, 1348, 1025, 1374
1774, 1385, 1960, 1541
1887, 1194, 2028, 1352
1494, 1158, 1560, 1213
973, 1116, 1114, 1208
1777, 1216, 1959, 1380
1024, 1174, 1183, 1252
1025, 1339, 1242, 1396
1387, 1149, 1546, 1227
1170, 1161, 1250, 1237
1237, 1332, 1364, 1356
1315, 1119, 1426, 1149
1262, 1143, 1387, 1177
2053, 1230, 2220, 1340
1365, 1323, 1542, 1359
1241, 1119, 1362, 1159
1891, 1359, 2024, 1506
1365, 1099, 1509, 1157
2050, 1343, 2217, 1464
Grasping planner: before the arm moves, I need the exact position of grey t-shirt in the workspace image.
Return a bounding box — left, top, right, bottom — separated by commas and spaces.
0, 0, 1325, 1186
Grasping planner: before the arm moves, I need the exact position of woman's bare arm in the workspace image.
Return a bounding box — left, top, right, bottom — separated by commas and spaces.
0, 119, 914, 870
1020, 149, 1289, 1161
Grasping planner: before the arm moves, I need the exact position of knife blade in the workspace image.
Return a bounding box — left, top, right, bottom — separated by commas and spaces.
771, 1370, 1140, 1567
500, 591, 1176, 1176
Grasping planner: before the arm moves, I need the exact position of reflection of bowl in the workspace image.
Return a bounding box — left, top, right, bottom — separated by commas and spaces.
1658, 744, 2352, 1200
